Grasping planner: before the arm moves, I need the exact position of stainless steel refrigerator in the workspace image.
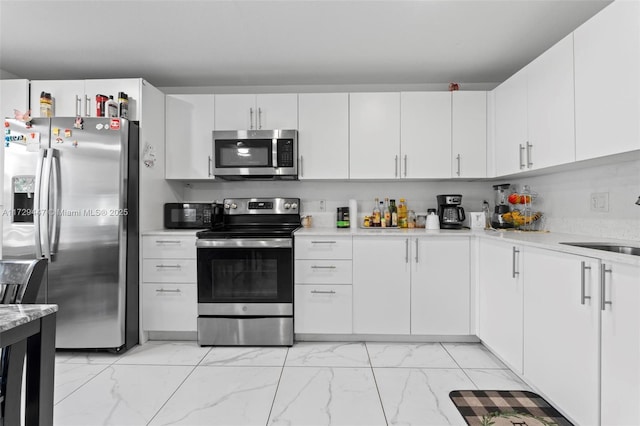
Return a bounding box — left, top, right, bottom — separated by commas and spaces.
3, 117, 139, 352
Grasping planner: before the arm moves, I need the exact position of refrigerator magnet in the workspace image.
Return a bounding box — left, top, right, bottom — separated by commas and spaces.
55, 137, 64, 144
72, 140, 78, 148
64, 129, 72, 137
73, 116, 84, 129
52, 127, 60, 136
96, 123, 104, 130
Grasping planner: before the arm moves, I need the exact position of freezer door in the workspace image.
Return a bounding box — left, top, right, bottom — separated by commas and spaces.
47, 117, 129, 349
2, 119, 50, 262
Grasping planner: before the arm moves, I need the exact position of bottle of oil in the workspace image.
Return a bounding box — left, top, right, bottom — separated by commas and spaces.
372, 197, 381, 227
390, 199, 398, 227
398, 198, 408, 228
383, 198, 391, 227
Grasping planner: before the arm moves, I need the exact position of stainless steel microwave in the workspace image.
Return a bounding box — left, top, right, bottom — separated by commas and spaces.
212, 129, 298, 180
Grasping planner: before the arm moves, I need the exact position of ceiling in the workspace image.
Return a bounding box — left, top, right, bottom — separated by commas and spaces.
0, 0, 611, 89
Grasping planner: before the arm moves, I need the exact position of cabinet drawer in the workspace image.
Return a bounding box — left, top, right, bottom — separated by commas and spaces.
143, 236, 196, 259
142, 259, 196, 283
295, 236, 352, 259
295, 260, 352, 284
294, 285, 352, 334
142, 283, 197, 332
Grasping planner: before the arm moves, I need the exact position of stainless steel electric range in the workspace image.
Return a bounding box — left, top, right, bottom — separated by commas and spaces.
196, 197, 300, 346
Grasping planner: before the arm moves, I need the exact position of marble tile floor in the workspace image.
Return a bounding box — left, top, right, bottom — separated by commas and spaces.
51, 341, 530, 426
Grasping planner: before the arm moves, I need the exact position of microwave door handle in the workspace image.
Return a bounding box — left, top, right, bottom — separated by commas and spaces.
272, 138, 278, 169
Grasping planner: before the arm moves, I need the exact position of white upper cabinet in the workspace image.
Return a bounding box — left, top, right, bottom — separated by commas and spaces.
1, 79, 29, 119
494, 69, 527, 176
452, 91, 487, 178
527, 34, 575, 170
400, 92, 452, 178
30, 78, 142, 119
574, 0, 640, 160
297, 93, 349, 179
165, 94, 215, 179
350, 92, 401, 179
214, 93, 298, 130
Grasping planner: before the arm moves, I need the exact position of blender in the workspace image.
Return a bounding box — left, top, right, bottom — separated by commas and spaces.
491, 184, 513, 229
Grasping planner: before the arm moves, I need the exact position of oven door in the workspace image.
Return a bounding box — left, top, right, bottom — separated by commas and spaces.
196, 238, 293, 316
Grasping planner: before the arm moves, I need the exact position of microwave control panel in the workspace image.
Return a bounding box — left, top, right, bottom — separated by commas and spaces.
277, 139, 294, 167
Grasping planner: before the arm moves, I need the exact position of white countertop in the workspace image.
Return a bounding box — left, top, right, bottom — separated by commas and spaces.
295, 226, 640, 266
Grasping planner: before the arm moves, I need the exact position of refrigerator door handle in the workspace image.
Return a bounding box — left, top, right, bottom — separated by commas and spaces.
33, 149, 46, 259
40, 148, 54, 260
49, 152, 61, 257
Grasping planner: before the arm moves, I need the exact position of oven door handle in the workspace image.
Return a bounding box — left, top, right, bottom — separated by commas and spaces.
196, 238, 292, 248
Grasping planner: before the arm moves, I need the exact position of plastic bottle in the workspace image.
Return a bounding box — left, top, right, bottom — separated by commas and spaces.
106, 96, 118, 118
398, 198, 408, 228
39, 92, 53, 117
118, 92, 129, 119
96, 94, 109, 117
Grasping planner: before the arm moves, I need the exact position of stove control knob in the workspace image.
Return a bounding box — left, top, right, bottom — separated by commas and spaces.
284, 203, 291, 210
291, 202, 298, 210
231, 203, 238, 209
224, 203, 230, 209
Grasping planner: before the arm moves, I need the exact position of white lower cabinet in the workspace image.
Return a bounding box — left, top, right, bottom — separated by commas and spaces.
523, 247, 600, 426
411, 237, 470, 335
600, 260, 640, 426
294, 236, 353, 334
478, 239, 524, 373
142, 234, 197, 332
353, 237, 410, 334
295, 285, 352, 334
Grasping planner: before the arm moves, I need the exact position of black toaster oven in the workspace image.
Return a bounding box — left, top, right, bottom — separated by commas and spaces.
164, 203, 220, 229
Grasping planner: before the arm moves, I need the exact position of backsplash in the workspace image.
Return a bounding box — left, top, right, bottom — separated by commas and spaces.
508, 158, 640, 241
182, 158, 640, 241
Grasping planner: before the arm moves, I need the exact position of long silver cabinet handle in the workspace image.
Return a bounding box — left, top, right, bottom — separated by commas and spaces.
404, 155, 408, 177
258, 107, 262, 129
155, 264, 182, 269
512, 247, 520, 278
581, 261, 592, 305
300, 155, 304, 178
85, 96, 91, 117
456, 154, 461, 176
415, 239, 419, 263
156, 288, 181, 293
395, 155, 399, 177
249, 107, 254, 129
311, 241, 336, 244
519, 144, 526, 169
75, 95, 81, 116
526, 142, 533, 168
208, 155, 212, 177
311, 290, 336, 295
155, 240, 182, 244
600, 264, 613, 311
405, 239, 409, 263
311, 265, 336, 269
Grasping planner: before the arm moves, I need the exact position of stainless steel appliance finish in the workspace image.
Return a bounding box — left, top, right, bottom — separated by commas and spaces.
196, 197, 300, 346
212, 129, 298, 180
560, 242, 640, 256
3, 118, 138, 351
197, 317, 293, 347
437, 194, 466, 229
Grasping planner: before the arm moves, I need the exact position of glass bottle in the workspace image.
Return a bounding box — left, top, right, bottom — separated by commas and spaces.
383, 198, 391, 228
390, 199, 398, 227
372, 197, 381, 227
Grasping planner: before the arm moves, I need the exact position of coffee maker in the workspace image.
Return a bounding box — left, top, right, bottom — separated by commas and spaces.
491, 183, 514, 229
436, 194, 466, 229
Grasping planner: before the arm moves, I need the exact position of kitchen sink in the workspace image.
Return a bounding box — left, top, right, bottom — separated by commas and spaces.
560, 242, 640, 256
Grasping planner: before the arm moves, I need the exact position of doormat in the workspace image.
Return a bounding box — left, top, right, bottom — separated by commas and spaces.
449, 390, 573, 426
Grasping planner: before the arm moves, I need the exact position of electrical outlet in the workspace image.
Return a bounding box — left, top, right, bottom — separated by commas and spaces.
590, 192, 609, 212
319, 200, 326, 212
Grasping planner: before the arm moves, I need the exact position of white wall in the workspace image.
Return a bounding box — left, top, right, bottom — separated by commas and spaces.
508, 158, 640, 240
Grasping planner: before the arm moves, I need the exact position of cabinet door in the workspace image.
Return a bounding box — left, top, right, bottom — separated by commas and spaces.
400, 92, 451, 178
527, 34, 575, 170
349, 92, 401, 179
452, 91, 487, 178
165, 94, 214, 179
294, 284, 352, 334
84, 78, 141, 119
256, 93, 298, 129
30, 80, 85, 117
353, 237, 410, 334
214, 94, 256, 130
523, 248, 599, 426
574, 1, 640, 160
297, 93, 349, 179
411, 237, 470, 335
142, 283, 197, 332
1, 79, 29, 119
493, 69, 527, 176
601, 261, 640, 426
478, 239, 523, 373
